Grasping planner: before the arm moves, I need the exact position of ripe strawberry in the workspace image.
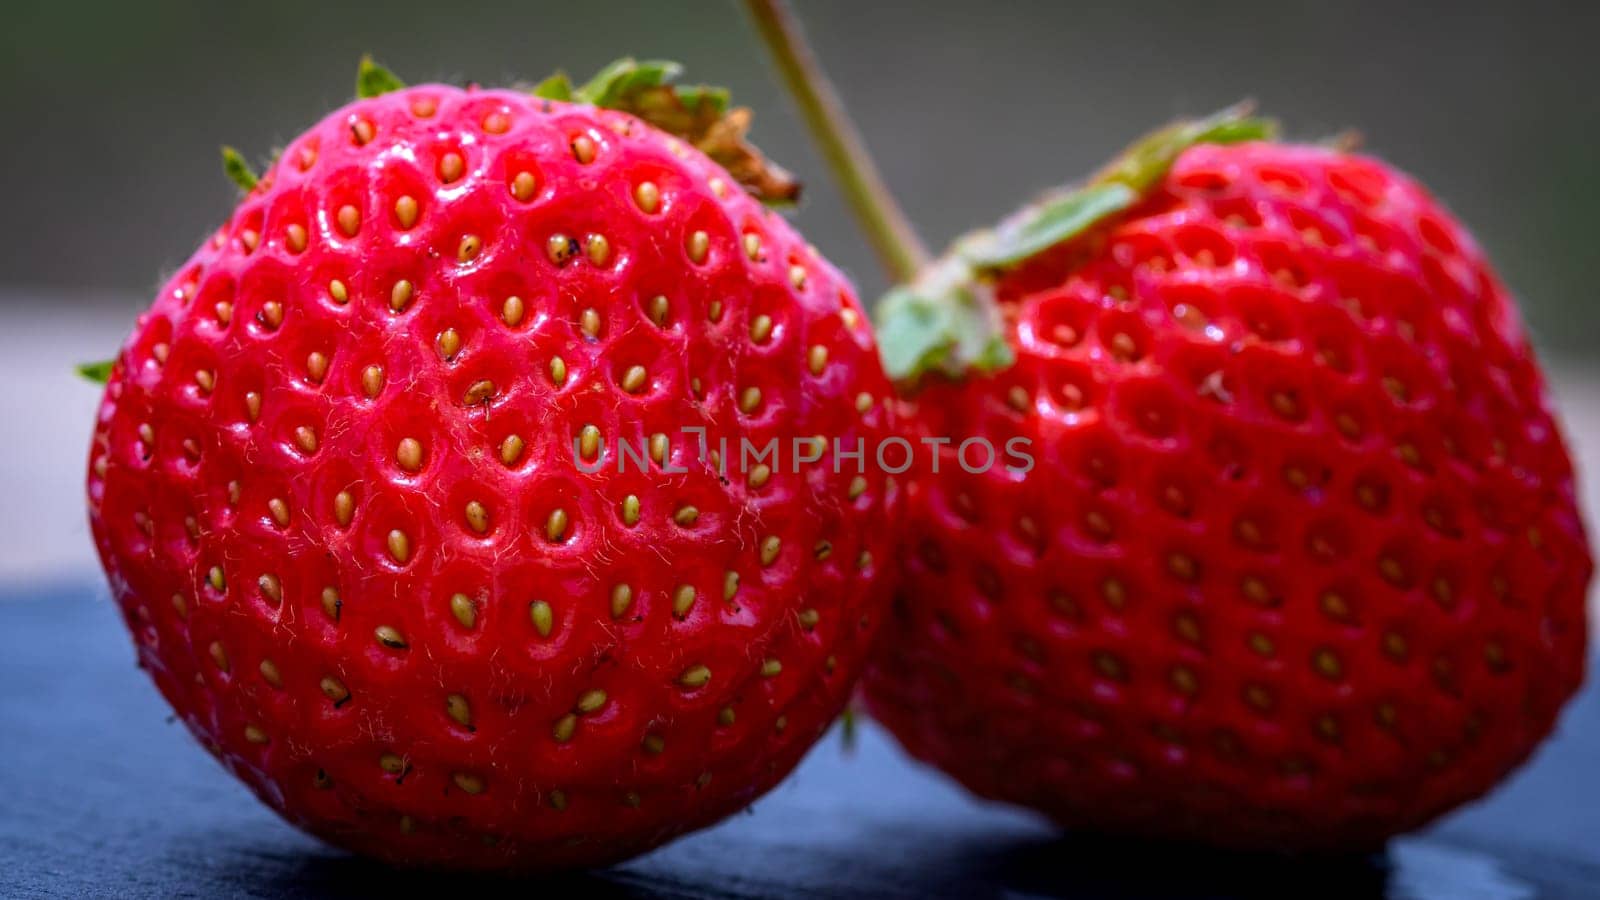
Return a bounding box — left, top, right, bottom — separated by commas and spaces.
84, 58, 898, 870
863, 109, 1590, 850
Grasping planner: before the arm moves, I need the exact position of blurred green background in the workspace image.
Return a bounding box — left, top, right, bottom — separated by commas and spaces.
2, 0, 1597, 349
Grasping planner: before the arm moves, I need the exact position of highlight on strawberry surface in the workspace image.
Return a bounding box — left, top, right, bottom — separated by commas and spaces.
82, 55, 901, 870
745, 0, 1592, 852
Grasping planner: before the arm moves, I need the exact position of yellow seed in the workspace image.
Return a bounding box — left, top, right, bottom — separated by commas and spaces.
789, 265, 808, 289
550, 356, 568, 386
333, 490, 355, 526
855, 392, 874, 413
321, 587, 341, 620
362, 365, 384, 398
286, 224, 307, 253
375, 624, 407, 649
1313, 648, 1343, 679
214, 302, 233, 325
501, 295, 524, 326
576, 690, 608, 714
450, 593, 476, 629
267, 497, 289, 527
748, 464, 771, 488
171, 592, 188, 620
446, 693, 472, 727
457, 234, 481, 262
547, 233, 575, 265
549, 790, 567, 811
634, 181, 660, 213
571, 135, 597, 164
436, 328, 460, 360
579, 308, 601, 338
709, 176, 728, 196
390, 279, 413, 312
393, 195, 419, 229
642, 734, 665, 755
396, 438, 423, 473
679, 664, 711, 688
750, 315, 773, 343
257, 573, 282, 604
453, 772, 485, 794
500, 434, 524, 465
464, 501, 488, 534
808, 345, 828, 375
305, 351, 328, 383
674, 505, 699, 527
577, 425, 600, 460
621, 365, 648, 393
328, 279, 348, 303
293, 425, 318, 454
707, 300, 723, 322
621, 495, 641, 526
207, 566, 225, 592
195, 370, 215, 393
545, 509, 569, 542
718, 707, 736, 726
336, 204, 359, 236
552, 713, 577, 743
687, 230, 709, 263
761, 658, 782, 677
511, 171, 536, 201
585, 234, 610, 265
386, 530, 410, 564
321, 676, 349, 704
244, 725, 269, 745
462, 379, 495, 405
529, 600, 553, 637
673, 585, 697, 618
798, 608, 819, 629
610, 584, 634, 618
258, 659, 282, 687
379, 753, 406, 774
739, 386, 762, 414
439, 151, 464, 183
743, 232, 762, 260
723, 570, 740, 600
351, 118, 375, 144
646, 294, 669, 325
848, 476, 868, 500
760, 535, 781, 566
649, 433, 669, 465
208, 640, 229, 670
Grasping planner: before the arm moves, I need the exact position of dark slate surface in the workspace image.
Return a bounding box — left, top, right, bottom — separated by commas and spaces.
2, 583, 1597, 899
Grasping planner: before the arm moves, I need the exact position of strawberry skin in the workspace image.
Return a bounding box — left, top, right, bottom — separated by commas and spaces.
865, 140, 1590, 849
87, 79, 897, 869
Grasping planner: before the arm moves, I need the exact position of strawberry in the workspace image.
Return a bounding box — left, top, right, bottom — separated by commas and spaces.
83, 58, 898, 870
860, 109, 1591, 850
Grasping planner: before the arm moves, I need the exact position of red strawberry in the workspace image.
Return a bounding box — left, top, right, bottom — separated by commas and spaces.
84, 58, 898, 870
862, 110, 1590, 850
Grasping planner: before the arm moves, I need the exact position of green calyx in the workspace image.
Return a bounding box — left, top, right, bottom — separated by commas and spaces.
220, 146, 258, 193
878, 103, 1276, 385
534, 58, 800, 204
76, 359, 114, 384
356, 54, 405, 99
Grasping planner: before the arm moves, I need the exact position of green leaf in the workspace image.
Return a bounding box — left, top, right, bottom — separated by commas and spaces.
531, 57, 799, 203
220, 146, 258, 193
529, 71, 574, 101
875, 256, 1015, 383
962, 182, 1137, 270
355, 54, 405, 99
76, 359, 115, 384
1095, 102, 1275, 192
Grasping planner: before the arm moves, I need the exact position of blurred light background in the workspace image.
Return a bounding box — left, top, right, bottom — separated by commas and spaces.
1, 0, 1597, 588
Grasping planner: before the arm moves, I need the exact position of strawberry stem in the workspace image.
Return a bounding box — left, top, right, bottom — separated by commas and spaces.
741, 0, 929, 284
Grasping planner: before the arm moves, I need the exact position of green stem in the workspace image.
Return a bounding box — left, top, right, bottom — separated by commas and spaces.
741, 0, 929, 284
